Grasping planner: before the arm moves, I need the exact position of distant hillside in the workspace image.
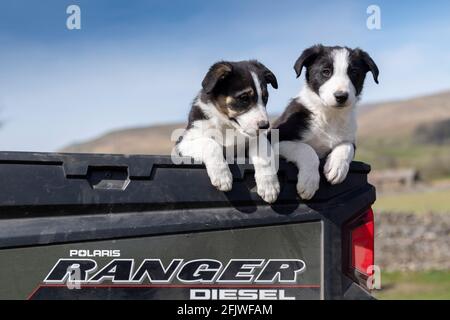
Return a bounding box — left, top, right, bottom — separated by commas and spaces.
355, 91, 450, 179
62, 123, 184, 155
62, 90, 450, 154
357, 90, 450, 139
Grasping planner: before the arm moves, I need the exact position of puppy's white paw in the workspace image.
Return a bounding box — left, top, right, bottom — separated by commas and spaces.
296, 169, 320, 200
207, 165, 233, 192
255, 174, 280, 204
324, 155, 349, 185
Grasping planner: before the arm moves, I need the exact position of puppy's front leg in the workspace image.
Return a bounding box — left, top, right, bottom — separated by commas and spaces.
324, 142, 355, 185
277, 141, 320, 200
177, 137, 233, 191
249, 135, 280, 204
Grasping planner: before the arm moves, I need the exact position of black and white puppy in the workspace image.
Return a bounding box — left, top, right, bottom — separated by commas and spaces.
176, 60, 280, 203
273, 45, 379, 199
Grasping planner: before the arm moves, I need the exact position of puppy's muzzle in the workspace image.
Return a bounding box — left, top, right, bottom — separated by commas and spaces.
334, 91, 349, 106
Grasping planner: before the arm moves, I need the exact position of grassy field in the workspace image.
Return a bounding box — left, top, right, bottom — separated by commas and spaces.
374, 188, 450, 214
374, 271, 450, 300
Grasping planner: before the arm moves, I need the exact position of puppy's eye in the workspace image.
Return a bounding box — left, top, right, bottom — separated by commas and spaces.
322, 68, 332, 77
238, 94, 250, 102
349, 67, 358, 75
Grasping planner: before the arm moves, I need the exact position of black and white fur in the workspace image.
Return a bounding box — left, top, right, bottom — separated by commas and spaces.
176, 60, 280, 203
273, 45, 379, 200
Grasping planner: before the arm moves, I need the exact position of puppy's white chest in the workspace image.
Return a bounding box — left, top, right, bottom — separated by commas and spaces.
304, 114, 356, 158
305, 127, 337, 158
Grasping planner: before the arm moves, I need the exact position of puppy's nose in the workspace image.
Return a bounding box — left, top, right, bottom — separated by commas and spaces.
257, 120, 270, 130
334, 91, 349, 104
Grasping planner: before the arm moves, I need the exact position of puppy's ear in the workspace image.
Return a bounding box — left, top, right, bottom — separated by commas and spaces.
251, 60, 278, 89
263, 69, 278, 89
202, 62, 233, 94
355, 48, 379, 84
294, 44, 324, 78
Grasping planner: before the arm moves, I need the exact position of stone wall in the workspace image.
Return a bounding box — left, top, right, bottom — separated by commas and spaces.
375, 212, 450, 271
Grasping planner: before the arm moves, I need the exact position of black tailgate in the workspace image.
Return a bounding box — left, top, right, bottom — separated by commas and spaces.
0, 152, 375, 300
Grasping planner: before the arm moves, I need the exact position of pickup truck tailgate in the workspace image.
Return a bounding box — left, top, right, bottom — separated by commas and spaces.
0, 152, 376, 300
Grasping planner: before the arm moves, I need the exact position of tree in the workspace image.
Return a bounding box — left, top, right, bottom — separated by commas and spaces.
414, 119, 450, 145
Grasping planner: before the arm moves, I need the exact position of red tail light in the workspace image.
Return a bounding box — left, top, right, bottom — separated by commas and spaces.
343, 208, 374, 289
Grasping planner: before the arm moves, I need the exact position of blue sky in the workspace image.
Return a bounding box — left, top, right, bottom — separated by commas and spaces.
1, 0, 450, 151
